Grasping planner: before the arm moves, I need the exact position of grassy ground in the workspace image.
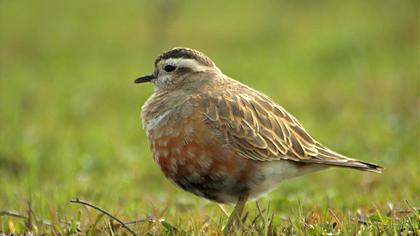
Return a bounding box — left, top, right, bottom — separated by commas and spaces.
0, 0, 419, 235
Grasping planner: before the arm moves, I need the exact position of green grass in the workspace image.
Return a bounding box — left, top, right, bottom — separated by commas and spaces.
0, 0, 419, 235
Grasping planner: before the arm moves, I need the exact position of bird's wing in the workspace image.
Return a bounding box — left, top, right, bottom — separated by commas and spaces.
198, 86, 382, 172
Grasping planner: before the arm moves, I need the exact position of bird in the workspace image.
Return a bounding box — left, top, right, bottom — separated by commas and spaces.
135, 47, 382, 232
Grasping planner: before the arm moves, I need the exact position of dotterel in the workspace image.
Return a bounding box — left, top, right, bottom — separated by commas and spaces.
135, 47, 382, 232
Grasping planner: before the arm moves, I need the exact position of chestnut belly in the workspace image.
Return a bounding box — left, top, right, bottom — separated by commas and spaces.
148, 131, 262, 203
145, 114, 322, 203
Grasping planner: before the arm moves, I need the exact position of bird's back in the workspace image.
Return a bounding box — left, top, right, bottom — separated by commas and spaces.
194, 75, 382, 173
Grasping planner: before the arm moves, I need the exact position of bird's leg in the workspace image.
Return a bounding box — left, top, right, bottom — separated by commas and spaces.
223, 193, 249, 234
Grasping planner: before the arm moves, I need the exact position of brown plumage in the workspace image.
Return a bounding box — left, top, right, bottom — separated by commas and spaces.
135, 47, 382, 232
199, 83, 382, 173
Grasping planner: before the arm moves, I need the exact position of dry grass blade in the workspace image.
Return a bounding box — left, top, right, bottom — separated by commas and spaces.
70, 198, 137, 236
27, 200, 33, 232
124, 216, 156, 226
0, 209, 53, 228
256, 201, 269, 236
218, 204, 230, 217
328, 208, 342, 227
0, 210, 27, 219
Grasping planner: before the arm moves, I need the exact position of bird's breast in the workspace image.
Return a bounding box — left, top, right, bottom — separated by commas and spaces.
144, 105, 260, 203
144, 109, 173, 135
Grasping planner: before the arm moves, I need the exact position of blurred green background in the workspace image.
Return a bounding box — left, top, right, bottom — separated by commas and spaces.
0, 0, 418, 232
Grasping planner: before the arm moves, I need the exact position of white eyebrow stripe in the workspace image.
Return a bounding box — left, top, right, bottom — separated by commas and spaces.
162, 58, 213, 72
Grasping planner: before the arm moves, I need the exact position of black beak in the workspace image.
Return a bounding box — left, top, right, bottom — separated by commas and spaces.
134, 75, 155, 83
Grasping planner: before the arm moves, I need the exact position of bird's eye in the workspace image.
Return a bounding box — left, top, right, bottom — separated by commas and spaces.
164, 65, 176, 72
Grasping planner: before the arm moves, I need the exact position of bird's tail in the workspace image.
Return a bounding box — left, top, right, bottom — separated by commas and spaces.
317, 159, 383, 173
305, 144, 383, 173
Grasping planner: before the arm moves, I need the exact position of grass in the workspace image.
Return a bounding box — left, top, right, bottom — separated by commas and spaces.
0, 0, 419, 235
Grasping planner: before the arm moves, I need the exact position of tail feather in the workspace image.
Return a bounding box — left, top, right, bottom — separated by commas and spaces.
306, 158, 383, 173
305, 144, 383, 173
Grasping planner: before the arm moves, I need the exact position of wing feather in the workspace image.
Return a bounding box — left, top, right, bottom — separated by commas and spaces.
199, 88, 347, 163
195, 80, 381, 173
200, 89, 320, 161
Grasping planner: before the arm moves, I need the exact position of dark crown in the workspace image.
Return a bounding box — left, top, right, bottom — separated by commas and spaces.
155, 48, 215, 67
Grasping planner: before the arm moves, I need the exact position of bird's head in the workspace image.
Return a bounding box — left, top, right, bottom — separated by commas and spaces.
135, 47, 221, 91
